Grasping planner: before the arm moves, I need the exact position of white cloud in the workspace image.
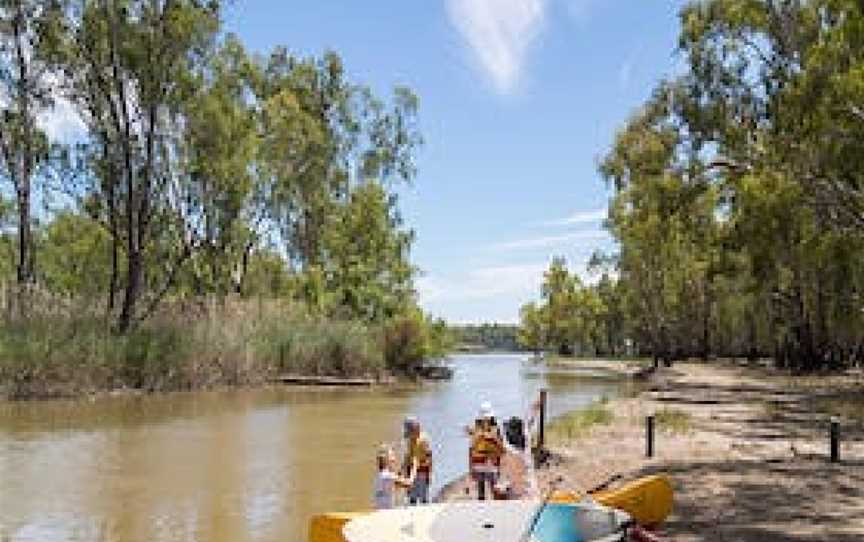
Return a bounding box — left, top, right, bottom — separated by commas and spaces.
418, 257, 602, 322
418, 262, 547, 308
446, 0, 546, 94
491, 229, 609, 250
544, 207, 607, 226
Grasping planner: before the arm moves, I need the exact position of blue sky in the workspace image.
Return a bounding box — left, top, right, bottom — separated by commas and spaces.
226, 1, 688, 323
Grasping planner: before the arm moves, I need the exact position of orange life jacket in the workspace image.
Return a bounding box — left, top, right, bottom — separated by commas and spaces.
469, 427, 503, 467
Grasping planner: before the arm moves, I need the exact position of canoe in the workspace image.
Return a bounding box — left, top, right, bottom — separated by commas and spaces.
310, 500, 630, 542
551, 475, 673, 528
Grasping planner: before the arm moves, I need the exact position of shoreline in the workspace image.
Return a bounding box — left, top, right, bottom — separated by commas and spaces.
0, 370, 451, 403
439, 361, 864, 541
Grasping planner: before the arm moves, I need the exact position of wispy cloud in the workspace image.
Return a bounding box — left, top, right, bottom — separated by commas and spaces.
544, 207, 607, 227
418, 258, 602, 322
491, 229, 609, 251
418, 262, 547, 304
446, 0, 546, 94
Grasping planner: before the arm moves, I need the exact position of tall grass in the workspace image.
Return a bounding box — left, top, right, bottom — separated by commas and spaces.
0, 291, 422, 399
547, 397, 615, 443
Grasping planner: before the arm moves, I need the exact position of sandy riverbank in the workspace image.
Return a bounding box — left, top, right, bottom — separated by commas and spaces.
440, 361, 864, 541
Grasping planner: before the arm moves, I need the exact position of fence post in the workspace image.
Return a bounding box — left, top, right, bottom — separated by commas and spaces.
538, 388, 547, 451
646, 415, 655, 458
830, 418, 840, 463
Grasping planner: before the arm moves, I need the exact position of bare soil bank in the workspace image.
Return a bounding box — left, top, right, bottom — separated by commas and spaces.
440, 361, 864, 541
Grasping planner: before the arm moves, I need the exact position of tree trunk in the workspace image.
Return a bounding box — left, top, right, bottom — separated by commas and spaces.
109, 233, 119, 312
15, 184, 32, 284
12, 2, 34, 286
118, 247, 141, 332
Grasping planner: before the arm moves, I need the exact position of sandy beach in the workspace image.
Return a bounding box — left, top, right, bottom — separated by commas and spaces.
440, 361, 864, 541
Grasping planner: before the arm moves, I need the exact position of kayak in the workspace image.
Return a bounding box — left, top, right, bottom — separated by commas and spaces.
308, 475, 673, 542
552, 475, 673, 528
311, 500, 630, 542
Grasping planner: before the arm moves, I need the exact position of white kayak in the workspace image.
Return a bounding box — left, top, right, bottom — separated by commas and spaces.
342, 500, 630, 542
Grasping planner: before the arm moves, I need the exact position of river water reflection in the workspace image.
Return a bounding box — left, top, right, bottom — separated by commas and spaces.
0, 354, 621, 542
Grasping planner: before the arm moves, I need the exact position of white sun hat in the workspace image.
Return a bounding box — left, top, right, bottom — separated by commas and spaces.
478, 401, 494, 419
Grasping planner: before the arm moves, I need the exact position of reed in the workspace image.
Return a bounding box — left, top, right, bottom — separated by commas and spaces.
547, 398, 615, 443
0, 291, 424, 400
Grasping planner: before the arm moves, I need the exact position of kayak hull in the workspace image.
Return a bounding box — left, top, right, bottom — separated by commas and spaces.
308, 475, 673, 542
310, 501, 629, 542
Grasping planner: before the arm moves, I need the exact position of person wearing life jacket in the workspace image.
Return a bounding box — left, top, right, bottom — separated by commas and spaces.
401, 415, 433, 505
466, 401, 504, 500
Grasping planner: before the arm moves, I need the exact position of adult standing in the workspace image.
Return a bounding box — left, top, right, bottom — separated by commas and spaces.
402, 415, 432, 505
467, 402, 504, 500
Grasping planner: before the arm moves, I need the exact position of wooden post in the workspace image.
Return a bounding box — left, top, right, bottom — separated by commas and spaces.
646, 415, 655, 458
538, 388, 547, 451
830, 418, 840, 463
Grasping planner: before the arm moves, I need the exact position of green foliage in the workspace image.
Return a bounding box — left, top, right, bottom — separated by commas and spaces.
321, 182, 416, 321
382, 309, 450, 375
39, 212, 114, 296
519, 1, 864, 370
0, 3, 443, 396
517, 257, 621, 357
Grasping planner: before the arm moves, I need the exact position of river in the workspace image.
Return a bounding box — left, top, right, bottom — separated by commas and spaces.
0, 353, 621, 542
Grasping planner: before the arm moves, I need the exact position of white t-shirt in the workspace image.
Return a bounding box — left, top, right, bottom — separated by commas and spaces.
374, 470, 397, 509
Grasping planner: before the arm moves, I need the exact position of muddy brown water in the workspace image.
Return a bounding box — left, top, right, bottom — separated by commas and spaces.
0, 354, 622, 542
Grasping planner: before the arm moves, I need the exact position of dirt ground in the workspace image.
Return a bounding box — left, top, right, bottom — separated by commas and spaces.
439, 361, 864, 542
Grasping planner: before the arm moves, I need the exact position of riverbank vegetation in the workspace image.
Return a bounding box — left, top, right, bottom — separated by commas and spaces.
520, 0, 864, 372
547, 398, 614, 444
0, 1, 449, 399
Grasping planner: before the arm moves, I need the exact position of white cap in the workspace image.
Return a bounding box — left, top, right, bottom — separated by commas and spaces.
479, 401, 494, 419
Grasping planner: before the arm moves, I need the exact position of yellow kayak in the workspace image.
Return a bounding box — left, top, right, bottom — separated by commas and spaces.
551, 474, 673, 528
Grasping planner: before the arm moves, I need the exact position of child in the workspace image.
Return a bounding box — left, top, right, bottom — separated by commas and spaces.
374, 444, 415, 509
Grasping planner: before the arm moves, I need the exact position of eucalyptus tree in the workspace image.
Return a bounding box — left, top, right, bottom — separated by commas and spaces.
516, 301, 545, 354
181, 35, 260, 298
254, 49, 421, 273
0, 0, 64, 285
57, 0, 222, 331
673, 0, 864, 368
321, 181, 416, 321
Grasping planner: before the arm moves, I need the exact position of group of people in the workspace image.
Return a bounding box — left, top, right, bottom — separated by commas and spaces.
374, 401, 537, 509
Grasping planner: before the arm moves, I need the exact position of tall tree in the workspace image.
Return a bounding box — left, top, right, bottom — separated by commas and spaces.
59, 0, 221, 330
255, 50, 421, 272
0, 0, 62, 285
